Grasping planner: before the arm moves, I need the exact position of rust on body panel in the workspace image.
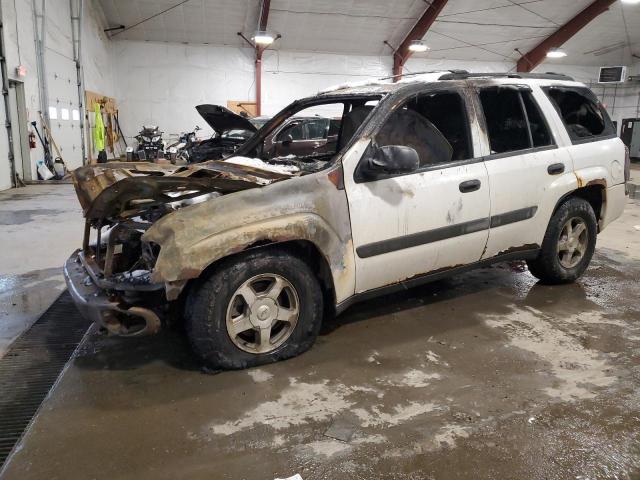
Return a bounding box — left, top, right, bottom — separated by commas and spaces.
496, 243, 540, 256
574, 172, 607, 190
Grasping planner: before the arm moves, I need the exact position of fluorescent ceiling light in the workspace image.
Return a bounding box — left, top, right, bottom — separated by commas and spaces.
546, 48, 567, 58
408, 40, 429, 52
621, 0, 640, 4
253, 31, 274, 45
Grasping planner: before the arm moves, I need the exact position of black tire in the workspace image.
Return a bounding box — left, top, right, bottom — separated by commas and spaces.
185, 248, 323, 370
527, 196, 597, 284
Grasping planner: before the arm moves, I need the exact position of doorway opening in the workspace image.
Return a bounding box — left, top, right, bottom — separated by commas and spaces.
8, 80, 31, 183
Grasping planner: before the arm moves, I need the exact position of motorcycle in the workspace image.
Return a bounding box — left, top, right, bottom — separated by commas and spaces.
165, 125, 201, 163
131, 125, 164, 161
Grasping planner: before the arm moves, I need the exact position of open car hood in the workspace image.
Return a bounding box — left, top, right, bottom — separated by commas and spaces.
195, 105, 258, 136
71, 160, 293, 221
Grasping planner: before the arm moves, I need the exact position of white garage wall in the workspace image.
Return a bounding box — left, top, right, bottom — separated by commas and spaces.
83, 0, 116, 97
112, 40, 256, 142
261, 49, 391, 115
114, 41, 639, 141
0, 0, 114, 190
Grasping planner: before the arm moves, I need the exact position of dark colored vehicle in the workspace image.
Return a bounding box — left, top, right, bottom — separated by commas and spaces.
189, 105, 257, 163
262, 116, 340, 158
189, 105, 339, 163
134, 125, 164, 160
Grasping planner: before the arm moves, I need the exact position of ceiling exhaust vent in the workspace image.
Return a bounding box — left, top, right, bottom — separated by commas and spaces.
598, 66, 627, 83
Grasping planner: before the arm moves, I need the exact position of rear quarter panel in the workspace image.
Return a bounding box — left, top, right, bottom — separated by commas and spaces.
532, 84, 627, 232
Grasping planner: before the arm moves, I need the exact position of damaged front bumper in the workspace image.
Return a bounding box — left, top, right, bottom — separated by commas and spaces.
64, 249, 163, 336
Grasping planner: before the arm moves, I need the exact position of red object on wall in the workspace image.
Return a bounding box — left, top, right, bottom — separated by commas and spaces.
29, 131, 37, 149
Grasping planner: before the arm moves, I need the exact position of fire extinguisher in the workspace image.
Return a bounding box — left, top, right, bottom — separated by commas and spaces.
29, 130, 37, 149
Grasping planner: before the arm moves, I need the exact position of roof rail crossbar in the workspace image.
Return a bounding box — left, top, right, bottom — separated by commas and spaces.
438, 72, 574, 81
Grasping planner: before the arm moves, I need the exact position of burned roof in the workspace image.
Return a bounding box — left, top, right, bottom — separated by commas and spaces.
317, 70, 582, 97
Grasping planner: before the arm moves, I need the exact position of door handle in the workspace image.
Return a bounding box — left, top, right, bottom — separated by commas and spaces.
459, 179, 481, 193
547, 163, 565, 175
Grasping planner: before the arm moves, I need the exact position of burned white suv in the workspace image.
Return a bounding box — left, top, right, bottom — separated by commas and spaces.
64, 71, 629, 370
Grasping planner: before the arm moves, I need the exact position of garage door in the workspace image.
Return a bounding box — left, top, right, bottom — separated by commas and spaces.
46, 52, 82, 170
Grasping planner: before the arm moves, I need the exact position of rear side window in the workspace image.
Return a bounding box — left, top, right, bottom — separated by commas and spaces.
479, 87, 553, 155
542, 87, 615, 143
479, 88, 530, 154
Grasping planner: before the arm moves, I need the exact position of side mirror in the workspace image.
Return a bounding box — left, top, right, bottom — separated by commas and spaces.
366, 145, 420, 176
281, 134, 293, 146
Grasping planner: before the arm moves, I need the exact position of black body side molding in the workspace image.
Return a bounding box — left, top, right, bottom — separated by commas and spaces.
356, 206, 538, 259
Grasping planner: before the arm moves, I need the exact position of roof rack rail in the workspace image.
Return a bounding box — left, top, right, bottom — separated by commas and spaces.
438, 71, 574, 81
378, 69, 469, 81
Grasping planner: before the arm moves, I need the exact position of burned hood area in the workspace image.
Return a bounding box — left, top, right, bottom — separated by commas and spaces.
72, 160, 293, 223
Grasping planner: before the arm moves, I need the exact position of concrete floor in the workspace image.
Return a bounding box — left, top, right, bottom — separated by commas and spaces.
1, 183, 640, 479
0, 184, 83, 357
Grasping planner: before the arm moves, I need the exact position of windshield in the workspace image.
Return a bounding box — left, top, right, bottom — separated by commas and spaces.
229, 95, 382, 175
250, 117, 271, 129
222, 129, 253, 139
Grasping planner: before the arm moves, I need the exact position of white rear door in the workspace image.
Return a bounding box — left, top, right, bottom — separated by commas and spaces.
475, 85, 574, 258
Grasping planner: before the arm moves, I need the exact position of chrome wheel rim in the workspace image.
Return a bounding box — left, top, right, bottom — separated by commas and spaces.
225, 274, 299, 354
557, 217, 588, 269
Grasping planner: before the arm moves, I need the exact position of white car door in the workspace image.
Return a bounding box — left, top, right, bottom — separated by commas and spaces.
475, 84, 574, 259
342, 87, 491, 294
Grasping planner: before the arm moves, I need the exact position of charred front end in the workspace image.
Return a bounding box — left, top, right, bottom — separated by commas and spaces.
66, 212, 169, 337
64, 160, 292, 336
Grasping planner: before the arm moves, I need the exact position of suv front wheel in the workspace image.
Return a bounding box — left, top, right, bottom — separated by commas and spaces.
185, 248, 323, 370
527, 197, 597, 284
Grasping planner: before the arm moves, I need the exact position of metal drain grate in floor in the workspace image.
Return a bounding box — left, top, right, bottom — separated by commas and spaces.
0, 291, 88, 469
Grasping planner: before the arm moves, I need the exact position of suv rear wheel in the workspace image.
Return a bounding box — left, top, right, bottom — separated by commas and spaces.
527, 197, 597, 284
185, 248, 323, 370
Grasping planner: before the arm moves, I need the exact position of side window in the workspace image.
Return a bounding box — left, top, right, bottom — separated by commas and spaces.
542, 87, 614, 142
374, 91, 474, 169
408, 91, 473, 160
376, 105, 453, 168
305, 119, 329, 140
277, 122, 305, 142
521, 91, 553, 147
479, 87, 530, 154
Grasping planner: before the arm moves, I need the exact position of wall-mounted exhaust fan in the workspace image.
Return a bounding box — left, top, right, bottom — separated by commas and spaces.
598, 66, 627, 83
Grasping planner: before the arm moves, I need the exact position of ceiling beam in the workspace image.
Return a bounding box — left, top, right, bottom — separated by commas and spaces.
259, 0, 271, 32
516, 0, 616, 72
393, 0, 449, 80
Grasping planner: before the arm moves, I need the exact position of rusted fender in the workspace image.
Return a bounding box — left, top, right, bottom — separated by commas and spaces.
143, 168, 356, 303
573, 166, 609, 189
